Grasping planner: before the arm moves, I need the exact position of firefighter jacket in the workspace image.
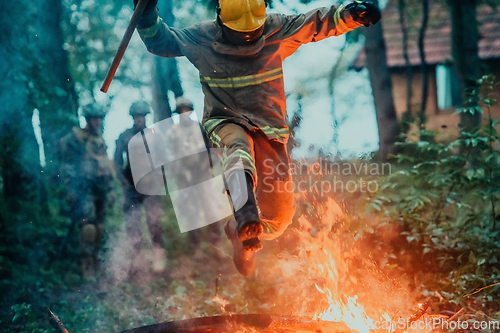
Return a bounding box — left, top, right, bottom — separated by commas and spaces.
114, 126, 142, 185
137, 5, 362, 145
60, 127, 114, 184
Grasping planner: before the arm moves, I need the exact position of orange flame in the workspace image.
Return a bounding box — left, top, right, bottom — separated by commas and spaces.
285, 193, 419, 333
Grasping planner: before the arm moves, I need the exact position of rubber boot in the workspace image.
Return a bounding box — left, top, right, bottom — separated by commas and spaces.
152, 245, 167, 274
80, 224, 97, 278
224, 218, 256, 276
226, 172, 263, 251
81, 256, 96, 279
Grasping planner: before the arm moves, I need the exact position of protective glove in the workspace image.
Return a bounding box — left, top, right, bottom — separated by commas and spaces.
346, 1, 381, 27
133, 0, 158, 12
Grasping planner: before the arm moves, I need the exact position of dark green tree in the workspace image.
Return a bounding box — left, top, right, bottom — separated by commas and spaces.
36, 0, 79, 174
152, 0, 183, 121
0, 0, 55, 202
363, 0, 399, 160
445, 0, 481, 132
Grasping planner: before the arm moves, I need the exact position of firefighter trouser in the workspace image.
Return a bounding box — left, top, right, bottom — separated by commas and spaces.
211, 123, 295, 240
69, 178, 108, 275
123, 189, 164, 251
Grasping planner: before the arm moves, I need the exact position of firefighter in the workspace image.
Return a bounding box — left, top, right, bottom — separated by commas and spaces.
114, 101, 167, 273
133, 0, 381, 275
59, 103, 115, 278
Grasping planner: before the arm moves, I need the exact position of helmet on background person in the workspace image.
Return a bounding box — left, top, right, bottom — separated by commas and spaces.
218, 0, 266, 44
129, 101, 151, 117
81, 103, 106, 119
174, 97, 194, 114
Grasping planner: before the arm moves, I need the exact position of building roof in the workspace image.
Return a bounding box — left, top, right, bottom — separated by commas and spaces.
351, 1, 500, 70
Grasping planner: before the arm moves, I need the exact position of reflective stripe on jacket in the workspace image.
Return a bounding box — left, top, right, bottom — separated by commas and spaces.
137, 5, 362, 143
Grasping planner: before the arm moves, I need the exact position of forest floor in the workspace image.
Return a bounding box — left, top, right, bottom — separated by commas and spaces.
5, 218, 498, 333
2, 154, 500, 332
2, 216, 328, 333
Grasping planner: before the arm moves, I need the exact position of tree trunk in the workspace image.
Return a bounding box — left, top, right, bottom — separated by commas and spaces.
363, 0, 399, 161
446, 0, 481, 132
152, 0, 183, 122
328, 40, 348, 157
0, 0, 42, 202
286, 96, 303, 155
36, 0, 78, 169
398, 0, 413, 129
418, 0, 429, 119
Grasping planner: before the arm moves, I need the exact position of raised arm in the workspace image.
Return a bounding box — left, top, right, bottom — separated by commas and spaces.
278, 1, 381, 57
134, 0, 203, 58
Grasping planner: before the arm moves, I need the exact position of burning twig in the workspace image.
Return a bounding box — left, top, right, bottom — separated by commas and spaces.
392, 300, 432, 333
447, 308, 465, 322
212, 278, 229, 312
47, 308, 69, 333
408, 300, 432, 322
463, 282, 500, 297
434, 291, 444, 302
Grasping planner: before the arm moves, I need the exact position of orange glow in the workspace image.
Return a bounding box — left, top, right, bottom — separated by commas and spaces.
212, 295, 230, 312
273, 188, 424, 332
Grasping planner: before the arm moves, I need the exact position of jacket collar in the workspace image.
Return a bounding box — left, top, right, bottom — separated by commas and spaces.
212, 28, 265, 56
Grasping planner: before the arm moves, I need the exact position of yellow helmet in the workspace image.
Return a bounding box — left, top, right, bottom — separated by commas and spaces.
219, 0, 266, 32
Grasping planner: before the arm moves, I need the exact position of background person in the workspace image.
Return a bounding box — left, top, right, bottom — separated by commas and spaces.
59, 103, 115, 278
114, 101, 167, 274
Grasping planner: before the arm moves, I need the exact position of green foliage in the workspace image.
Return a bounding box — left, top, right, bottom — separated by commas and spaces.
61, 0, 152, 100
354, 74, 500, 311
11, 303, 31, 325
10, 303, 50, 333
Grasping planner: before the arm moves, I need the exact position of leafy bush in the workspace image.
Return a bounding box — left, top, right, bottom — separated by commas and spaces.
357, 75, 500, 314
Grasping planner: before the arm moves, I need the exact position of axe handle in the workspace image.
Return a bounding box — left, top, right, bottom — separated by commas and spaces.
100, 0, 151, 93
